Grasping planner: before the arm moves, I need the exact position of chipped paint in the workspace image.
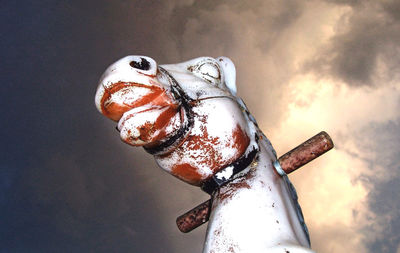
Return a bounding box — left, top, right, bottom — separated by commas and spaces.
95, 55, 315, 252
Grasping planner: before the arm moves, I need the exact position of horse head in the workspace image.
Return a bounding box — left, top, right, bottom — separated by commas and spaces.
94, 55, 335, 253
95, 56, 259, 186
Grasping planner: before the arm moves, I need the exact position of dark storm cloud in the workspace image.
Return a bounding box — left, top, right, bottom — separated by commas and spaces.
0, 0, 191, 252
171, 0, 305, 59
323, 0, 361, 6
336, 114, 400, 252
367, 178, 400, 253
305, 0, 400, 86
382, 0, 400, 21
352, 120, 400, 253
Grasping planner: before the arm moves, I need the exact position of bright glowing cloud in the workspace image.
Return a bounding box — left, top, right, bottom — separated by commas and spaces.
266, 73, 400, 252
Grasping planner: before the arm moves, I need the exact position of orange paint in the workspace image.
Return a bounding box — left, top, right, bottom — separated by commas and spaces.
172, 163, 204, 186
137, 106, 180, 144
119, 104, 182, 147
100, 81, 175, 121
168, 124, 250, 185
150, 106, 180, 141
138, 122, 156, 142
231, 124, 250, 154
101, 102, 132, 122
153, 106, 180, 134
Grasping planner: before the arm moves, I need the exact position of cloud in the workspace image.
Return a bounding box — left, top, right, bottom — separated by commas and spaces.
287, 2, 400, 249
354, 120, 400, 253
304, 0, 400, 86
270, 72, 400, 252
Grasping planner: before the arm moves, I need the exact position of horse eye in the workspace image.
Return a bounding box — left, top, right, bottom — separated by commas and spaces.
130, 57, 151, 70
189, 62, 221, 85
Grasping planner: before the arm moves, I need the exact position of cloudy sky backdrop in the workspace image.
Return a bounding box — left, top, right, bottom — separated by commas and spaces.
2, 0, 400, 252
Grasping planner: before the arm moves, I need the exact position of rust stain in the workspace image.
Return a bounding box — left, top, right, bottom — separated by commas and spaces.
233, 180, 251, 190
176, 199, 211, 233
278, 131, 334, 174
218, 169, 255, 203
218, 187, 236, 203
210, 225, 239, 253
214, 227, 222, 237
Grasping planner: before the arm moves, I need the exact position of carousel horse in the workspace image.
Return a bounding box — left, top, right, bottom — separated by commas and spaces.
95, 55, 316, 252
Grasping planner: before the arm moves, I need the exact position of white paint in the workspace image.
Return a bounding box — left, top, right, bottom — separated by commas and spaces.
204, 142, 313, 253
95, 55, 316, 252
155, 97, 250, 182
217, 56, 237, 95
95, 56, 159, 113
119, 105, 169, 146
108, 85, 152, 108
216, 166, 234, 181
161, 57, 234, 100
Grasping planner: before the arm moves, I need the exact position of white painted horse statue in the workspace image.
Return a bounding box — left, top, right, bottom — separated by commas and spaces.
95, 56, 315, 252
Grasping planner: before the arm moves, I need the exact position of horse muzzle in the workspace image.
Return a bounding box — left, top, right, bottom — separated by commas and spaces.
95, 56, 182, 146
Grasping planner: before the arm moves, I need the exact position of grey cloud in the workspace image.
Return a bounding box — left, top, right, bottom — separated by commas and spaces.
382, 0, 400, 21
349, 119, 400, 253
366, 178, 400, 253
323, 0, 361, 6
304, 0, 400, 86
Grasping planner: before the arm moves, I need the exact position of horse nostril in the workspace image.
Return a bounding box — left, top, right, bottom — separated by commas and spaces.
130, 57, 151, 71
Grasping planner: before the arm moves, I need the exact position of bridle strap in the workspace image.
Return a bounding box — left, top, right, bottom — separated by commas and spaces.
201, 134, 260, 195
145, 67, 260, 195
144, 67, 194, 155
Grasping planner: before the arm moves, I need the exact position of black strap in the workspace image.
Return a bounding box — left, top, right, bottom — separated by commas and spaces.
201, 135, 259, 195
144, 67, 194, 155
146, 67, 260, 195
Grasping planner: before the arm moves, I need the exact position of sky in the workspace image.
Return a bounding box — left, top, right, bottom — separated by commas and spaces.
1, 0, 399, 252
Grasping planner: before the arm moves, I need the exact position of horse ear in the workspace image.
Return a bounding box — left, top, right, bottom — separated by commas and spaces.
217, 57, 237, 96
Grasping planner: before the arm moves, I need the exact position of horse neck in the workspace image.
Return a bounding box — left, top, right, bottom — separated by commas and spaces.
202, 142, 312, 253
